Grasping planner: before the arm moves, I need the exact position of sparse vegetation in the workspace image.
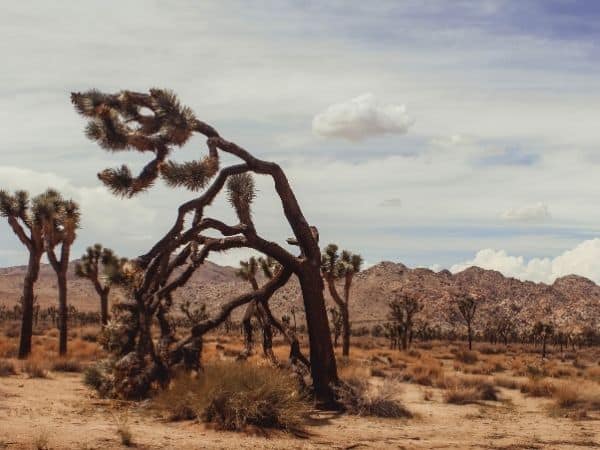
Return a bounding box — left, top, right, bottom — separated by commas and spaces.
153, 362, 309, 432
0, 359, 17, 376
336, 377, 412, 418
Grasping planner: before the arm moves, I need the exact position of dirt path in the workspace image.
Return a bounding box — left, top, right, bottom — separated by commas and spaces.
1, 374, 598, 449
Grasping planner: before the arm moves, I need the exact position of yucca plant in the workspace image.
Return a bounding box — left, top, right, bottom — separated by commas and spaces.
455, 293, 479, 351
75, 244, 126, 326
388, 289, 423, 351
36, 189, 81, 355
0, 188, 74, 358
71, 88, 339, 406
321, 244, 363, 357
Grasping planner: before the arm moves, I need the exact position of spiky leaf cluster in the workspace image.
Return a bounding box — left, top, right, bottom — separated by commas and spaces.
321, 243, 363, 279
236, 256, 259, 282
0, 189, 30, 219
75, 244, 128, 286
226, 173, 256, 224
161, 157, 218, 191
258, 255, 280, 280
72, 88, 219, 197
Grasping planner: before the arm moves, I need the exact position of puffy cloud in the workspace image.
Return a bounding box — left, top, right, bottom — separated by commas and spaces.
450, 238, 600, 284
501, 202, 550, 222
312, 93, 414, 141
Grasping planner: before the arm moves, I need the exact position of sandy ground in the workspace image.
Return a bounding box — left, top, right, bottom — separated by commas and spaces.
1, 371, 598, 450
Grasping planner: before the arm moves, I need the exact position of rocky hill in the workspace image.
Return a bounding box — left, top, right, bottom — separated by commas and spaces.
0, 261, 598, 333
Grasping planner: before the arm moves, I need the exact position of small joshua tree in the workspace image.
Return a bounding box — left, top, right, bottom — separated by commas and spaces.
328, 307, 343, 347
321, 244, 363, 357
533, 321, 554, 359
455, 293, 478, 350
236, 256, 277, 360
388, 289, 423, 351
0, 189, 64, 358
75, 244, 126, 326
37, 189, 81, 355
71, 88, 338, 405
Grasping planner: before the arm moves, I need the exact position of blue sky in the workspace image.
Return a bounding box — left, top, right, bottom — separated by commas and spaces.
2, 0, 600, 283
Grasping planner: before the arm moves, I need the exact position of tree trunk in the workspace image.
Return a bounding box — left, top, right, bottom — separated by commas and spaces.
100, 290, 109, 326
58, 273, 68, 356
18, 251, 41, 359
298, 265, 338, 407
341, 305, 350, 357
467, 323, 473, 350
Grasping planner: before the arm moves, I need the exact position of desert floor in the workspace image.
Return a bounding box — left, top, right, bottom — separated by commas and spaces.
1, 327, 599, 449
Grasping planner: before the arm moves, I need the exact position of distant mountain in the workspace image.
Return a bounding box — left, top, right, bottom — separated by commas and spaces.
0, 260, 598, 333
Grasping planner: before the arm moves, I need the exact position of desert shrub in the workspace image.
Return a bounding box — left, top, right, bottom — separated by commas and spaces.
51, 358, 82, 372
22, 360, 47, 378
443, 380, 498, 404
83, 365, 105, 391
572, 358, 587, 370
407, 349, 421, 358
494, 376, 519, 390
336, 377, 412, 418
153, 362, 309, 432
401, 359, 445, 386
444, 387, 481, 404
551, 381, 600, 412
81, 330, 98, 342
0, 359, 17, 376
32, 430, 50, 450
479, 345, 502, 355
520, 377, 555, 398
4, 323, 20, 338
454, 350, 478, 365
115, 414, 133, 446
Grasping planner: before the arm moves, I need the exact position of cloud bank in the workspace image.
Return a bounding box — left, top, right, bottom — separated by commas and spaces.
312, 93, 414, 141
450, 238, 600, 284
501, 202, 551, 222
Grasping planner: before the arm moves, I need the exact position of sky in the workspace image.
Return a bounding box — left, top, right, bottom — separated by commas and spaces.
2, 0, 600, 284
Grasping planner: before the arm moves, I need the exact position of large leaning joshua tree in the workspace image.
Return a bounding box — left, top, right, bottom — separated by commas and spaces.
71, 88, 338, 405
0, 190, 46, 358
38, 190, 81, 356
75, 244, 126, 326
321, 244, 362, 357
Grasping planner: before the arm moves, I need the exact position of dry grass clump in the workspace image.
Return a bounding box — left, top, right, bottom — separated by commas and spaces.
0, 359, 17, 376
478, 345, 503, 355
4, 323, 20, 338
336, 377, 412, 418
519, 377, 555, 398
32, 429, 50, 450
22, 360, 48, 378
454, 349, 479, 365
114, 414, 134, 447
494, 375, 520, 390
153, 362, 309, 432
51, 358, 82, 373
551, 381, 600, 413
400, 358, 445, 386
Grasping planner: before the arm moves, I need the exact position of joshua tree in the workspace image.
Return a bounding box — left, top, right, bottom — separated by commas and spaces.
75, 244, 126, 326
37, 189, 81, 355
328, 306, 343, 347
236, 256, 277, 360
455, 294, 478, 350
71, 88, 338, 405
388, 289, 423, 350
0, 189, 54, 358
179, 298, 208, 326
321, 244, 363, 357
533, 321, 554, 359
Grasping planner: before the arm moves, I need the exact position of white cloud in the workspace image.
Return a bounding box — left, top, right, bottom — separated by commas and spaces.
312, 93, 414, 141
450, 238, 600, 284
379, 197, 402, 207
501, 202, 551, 222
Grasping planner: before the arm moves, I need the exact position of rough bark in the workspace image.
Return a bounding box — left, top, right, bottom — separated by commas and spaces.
18, 251, 42, 359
